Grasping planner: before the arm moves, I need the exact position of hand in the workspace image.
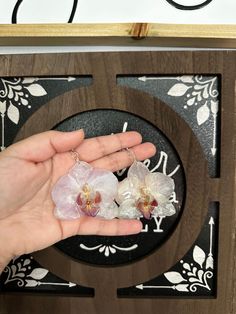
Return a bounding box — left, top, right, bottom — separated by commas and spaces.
0, 130, 156, 272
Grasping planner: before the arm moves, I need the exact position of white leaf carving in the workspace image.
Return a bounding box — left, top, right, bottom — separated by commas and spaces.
197, 269, 204, 282
193, 246, 206, 268
105, 246, 110, 257
187, 97, 195, 106
23, 259, 31, 267
206, 256, 214, 269
28, 268, 48, 280
189, 277, 198, 283
25, 279, 38, 287
0, 100, 6, 114
7, 103, 19, 124
197, 102, 210, 125
167, 83, 189, 97
194, 84, 203, 91
183, 263, 191, 271
25, 84, 47, 97
164, 271, 186, 284
192, 267, 197, 276
16, 273, 25, 278
22, 78, 36, 84
180, 76, 194, 83
21, 98, 28, 106
210, 100, 219, 114
11, 265, 17, 276
175, 284, 189, 292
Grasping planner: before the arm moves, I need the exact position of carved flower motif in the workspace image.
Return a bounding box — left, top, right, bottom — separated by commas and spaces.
52, 161, 119, 219
116, 161, 175, 219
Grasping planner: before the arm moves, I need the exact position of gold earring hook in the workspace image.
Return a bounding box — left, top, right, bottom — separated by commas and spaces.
70, 149, 80, 163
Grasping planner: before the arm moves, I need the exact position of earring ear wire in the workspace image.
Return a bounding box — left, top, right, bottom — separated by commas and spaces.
125, 148, 137, 164
70, 149, 80, 163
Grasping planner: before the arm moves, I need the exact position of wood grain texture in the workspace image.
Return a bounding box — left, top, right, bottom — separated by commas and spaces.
0, 23, 236, 47
0, 51, 235, 314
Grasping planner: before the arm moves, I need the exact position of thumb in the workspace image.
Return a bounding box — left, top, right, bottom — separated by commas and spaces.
5, 129, 85, 162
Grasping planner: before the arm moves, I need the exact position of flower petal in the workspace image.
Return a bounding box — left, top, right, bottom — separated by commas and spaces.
52, 162, 93, 220
116, 178, 135, 204
54, 202, 80, 220
118, 199, 141, 219
145, 172, 175, 202
152, 203, 176, 217
97, 202, 119, 219
52, 174, 78, 210
53, 181, 80, 219
68, 161, 93, 186
128, 161, 150, 188
87, 169, 118, 204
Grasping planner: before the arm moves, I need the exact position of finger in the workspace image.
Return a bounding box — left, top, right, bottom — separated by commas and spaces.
75, 131, 142, 162
60, 216, 143, 238
90, 142, 156, 172
5, 130, 84, 162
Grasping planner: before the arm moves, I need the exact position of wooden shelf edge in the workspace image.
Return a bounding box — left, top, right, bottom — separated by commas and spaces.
0, 23, 236, 47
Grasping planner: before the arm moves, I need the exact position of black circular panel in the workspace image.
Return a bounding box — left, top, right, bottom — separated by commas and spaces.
54, 109, 185, 266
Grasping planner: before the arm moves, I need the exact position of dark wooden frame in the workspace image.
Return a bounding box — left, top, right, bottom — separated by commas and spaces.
0, 51, 235, 314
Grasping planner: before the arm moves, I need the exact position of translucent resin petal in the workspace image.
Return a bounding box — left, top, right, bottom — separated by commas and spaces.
152, 203, 176, 217
87, 168, 119, 205
52, 161, 119, 220
118, 199, 141, 219
116, 178, 134, 204
97, 202, 119, 220
145, 172, 175, 203
52, 174, 80, 219
128, 161, 150, 188
69, 161, 93, 186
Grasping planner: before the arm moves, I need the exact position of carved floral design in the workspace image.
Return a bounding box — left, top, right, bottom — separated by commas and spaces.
167, 75, 219, 156
0, 77, 47, 150
136, 217, 215, 293
79, 244, 138, 257
167, 76, 219, 124
138, 75, 219, 157
0, 76, 76, 151
3, 256, 76, 289
164, 245, 213, 292
0, 78, 47, 124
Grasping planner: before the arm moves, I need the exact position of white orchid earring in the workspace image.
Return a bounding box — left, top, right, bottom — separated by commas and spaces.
51, 150, 119, 220
116, 150, 176, 220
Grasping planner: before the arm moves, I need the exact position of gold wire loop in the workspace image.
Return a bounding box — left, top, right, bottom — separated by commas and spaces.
70, 149, 80, 163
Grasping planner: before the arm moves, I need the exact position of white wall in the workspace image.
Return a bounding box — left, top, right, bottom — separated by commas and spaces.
0, 0, 235, 24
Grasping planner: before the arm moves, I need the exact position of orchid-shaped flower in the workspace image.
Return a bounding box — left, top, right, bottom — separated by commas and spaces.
52, 161, 119, 220
116, 161, 176, 220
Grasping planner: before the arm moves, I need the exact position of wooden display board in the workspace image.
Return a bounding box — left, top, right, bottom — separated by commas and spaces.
0, 51, 235, 314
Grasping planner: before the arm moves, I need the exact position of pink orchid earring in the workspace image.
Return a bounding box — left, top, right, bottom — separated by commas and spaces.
51, 149, 119, 220
116, 150, 176, 220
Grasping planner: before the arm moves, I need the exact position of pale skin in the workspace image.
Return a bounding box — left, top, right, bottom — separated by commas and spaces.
0, 129, 156, 273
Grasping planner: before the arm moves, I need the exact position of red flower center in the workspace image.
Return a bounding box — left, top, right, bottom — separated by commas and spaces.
136, 196, 158, 219
76, 184, 102, 217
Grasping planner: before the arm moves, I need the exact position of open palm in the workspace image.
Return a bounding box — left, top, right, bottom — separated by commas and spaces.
0, 130, 156, 268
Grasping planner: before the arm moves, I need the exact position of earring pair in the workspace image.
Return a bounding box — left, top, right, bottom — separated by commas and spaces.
51, 149, 175, 220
